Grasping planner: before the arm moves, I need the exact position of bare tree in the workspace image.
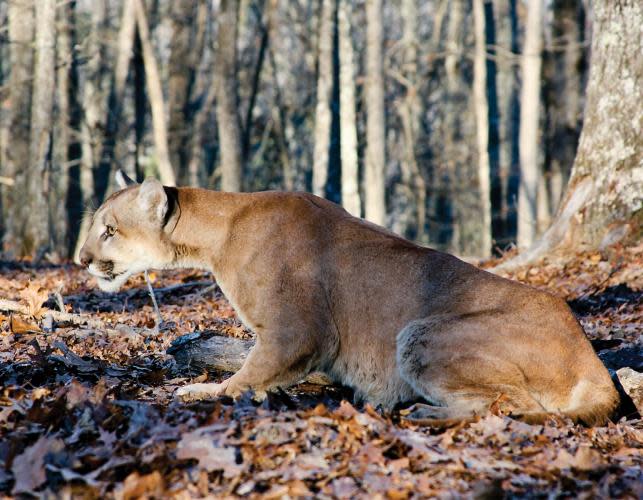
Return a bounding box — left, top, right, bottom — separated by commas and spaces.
517, 0, 543, 248
472, 0, 492, 257
338, 0, 360, 217
364, 0, 386, 225
134, 0, 175, 186
499, 0, 642, 268
2, 0, 34, 256
215, 0, 243, 192
312, 0, 334, 198
24, 0, 56, 258
168, 0, 199, 185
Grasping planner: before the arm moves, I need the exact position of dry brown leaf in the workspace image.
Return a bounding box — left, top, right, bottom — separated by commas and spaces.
10, 315, 41, 334
116, 471, 165, 500
11, 435, 64, 495
19, 282, 49, 318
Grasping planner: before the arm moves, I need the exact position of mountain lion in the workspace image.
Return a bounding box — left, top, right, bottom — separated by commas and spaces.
78, 171, 618, 425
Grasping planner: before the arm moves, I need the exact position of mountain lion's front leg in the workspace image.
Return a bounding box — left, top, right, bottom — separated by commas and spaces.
175, 329, 320, 402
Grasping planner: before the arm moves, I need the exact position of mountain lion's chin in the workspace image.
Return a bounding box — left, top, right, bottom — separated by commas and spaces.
96, 273, 129, 293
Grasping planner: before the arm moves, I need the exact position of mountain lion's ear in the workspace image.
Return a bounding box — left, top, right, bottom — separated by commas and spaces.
137, 178, 168, 223
115, 169, 137, 189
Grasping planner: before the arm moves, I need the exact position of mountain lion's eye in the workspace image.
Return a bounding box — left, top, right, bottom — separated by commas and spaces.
103, 225, 116, 239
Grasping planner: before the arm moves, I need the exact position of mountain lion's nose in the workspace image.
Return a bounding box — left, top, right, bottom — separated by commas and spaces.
79, 249, 93, 268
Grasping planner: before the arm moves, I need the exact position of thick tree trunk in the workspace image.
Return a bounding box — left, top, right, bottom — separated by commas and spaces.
2, 0, 34, 257
24, 0, 55, 259
517, 0, 543, 248
364, 0, 386, 226
497, 0, 643, 269
337, 0, 360, 217
472, 0, 492, 257
134, 0, 175, 186
215, 0, 244, 192
312, 0, 335, 198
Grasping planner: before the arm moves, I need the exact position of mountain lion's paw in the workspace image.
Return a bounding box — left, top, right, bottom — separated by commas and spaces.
175, 382, 226, 402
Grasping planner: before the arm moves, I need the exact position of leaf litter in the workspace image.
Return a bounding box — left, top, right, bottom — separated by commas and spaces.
0, 244, 641, 498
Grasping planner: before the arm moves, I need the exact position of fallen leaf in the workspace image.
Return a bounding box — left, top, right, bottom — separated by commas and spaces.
19, 282, 49, 318
116, 471, 165, 500
10, 315, 41, 334
11, 435, 64, 495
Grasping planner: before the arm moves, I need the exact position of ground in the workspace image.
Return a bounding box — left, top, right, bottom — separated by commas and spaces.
0, 243, 641, 498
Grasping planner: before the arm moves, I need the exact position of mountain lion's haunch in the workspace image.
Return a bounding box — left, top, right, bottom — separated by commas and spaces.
79, 172, 618, 425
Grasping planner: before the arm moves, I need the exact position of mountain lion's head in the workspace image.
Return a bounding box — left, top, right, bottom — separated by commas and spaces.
78, 171, 177, 292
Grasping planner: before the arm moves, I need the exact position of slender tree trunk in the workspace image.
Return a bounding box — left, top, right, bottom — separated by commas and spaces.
100, 0, 137, 182
337, 0, 360, 217
312, 0, 334, 198
364, 0, 386, 225
168, 0, 199, 185
497, 0, 642, 269
134, 0, 176, 186
397, 0, 426, 241
52, 0, 74, 258
472, 0, 492, 257
2, 0, 34, 257
74, 0, 107, 262
517, 0, 543, 248
25, 0, 56, 259
215, 0, 243, 192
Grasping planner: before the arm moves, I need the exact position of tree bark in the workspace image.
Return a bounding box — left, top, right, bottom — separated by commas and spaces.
497, 0, 643, 269
364, 0, 386, 226
472, 0, 492, 257
312, 0, 334, 198
168, 0, 199, 185
74, 0, 107, 262
134, 0, 176, 186
215, 0, 243, 192
517, 0, 543, 248
337, 0, 360, 217
2, 0, 34, 257
25, 0, 56, 259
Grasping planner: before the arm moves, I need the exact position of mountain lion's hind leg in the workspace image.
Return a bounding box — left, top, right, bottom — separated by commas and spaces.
176, 329, 319, 402
396, 317, 544, 424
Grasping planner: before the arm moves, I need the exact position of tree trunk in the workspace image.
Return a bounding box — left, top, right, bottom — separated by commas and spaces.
215, 0, 243, 192
52, 0, 74, 258
100, 0, 137, 183
337, 0, 360, 217
364, 0, 386, 225
497, 0, 643, 269
517, 0, 543, 248
2, 0, 34, 257
168, 0, 199, 185
74, 0, 107, 262
24, 0, 56, 259
312, 0, 334, 198
472, 0, 492, 257
134, 0, 176, 186
397, 0, 426, 242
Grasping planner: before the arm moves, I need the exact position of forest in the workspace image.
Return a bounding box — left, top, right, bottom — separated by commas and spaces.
0, 0, 641, 498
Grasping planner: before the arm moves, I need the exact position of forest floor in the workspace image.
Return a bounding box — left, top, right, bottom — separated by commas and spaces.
0, 243, 641, 498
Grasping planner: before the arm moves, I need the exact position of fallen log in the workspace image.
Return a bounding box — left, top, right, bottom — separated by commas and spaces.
168, 332, 332, 386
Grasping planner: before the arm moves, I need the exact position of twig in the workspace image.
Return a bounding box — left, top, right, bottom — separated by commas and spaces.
0, 299, 105, 329
144, 270, 163, 331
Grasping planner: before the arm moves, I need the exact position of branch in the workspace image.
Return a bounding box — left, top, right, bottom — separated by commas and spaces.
0, 300, 105, 329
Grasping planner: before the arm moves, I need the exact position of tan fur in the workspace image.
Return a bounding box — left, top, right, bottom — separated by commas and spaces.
79, 177, 619, 426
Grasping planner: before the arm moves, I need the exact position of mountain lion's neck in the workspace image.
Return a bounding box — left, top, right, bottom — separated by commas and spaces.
165, 188, 246, 272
